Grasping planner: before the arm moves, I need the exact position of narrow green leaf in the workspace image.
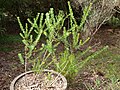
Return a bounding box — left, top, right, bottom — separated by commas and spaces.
18, 53, 24, 64
17, 17, 25, 34
19, 33, 24, 39
22, 40, 29, 46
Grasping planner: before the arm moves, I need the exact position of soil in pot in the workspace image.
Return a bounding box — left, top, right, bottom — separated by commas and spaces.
14, 70, 67, 90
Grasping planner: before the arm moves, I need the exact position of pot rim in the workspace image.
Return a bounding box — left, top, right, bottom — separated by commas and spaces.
10, 69, 67, 90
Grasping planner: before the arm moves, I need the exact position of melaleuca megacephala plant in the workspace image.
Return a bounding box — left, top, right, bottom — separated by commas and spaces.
17, 1, 108, 81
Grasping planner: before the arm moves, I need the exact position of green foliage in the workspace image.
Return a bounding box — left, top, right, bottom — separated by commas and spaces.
52, 2, 93, 81
79, 3, 92, 30
55, 50, 78, 80
58, 2, 91, 52
17, 1, 107, 83
17, 12, 45, 71
18, 53, 24, 64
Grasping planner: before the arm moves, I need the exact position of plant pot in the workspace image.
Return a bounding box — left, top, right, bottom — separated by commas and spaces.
10, 69, 67, 90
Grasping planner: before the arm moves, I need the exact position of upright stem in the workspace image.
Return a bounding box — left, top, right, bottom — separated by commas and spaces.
25, 46, 28, 72
24, 46, 28, 86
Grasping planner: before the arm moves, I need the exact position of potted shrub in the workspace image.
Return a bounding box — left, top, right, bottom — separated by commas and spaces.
10, 1, 107, 90
10, 6, 68, 90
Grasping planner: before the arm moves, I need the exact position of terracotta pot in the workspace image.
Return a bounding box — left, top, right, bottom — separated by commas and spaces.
10, 70, 67, 90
